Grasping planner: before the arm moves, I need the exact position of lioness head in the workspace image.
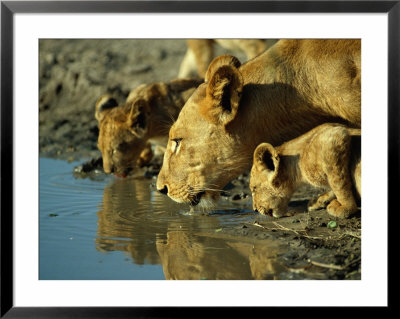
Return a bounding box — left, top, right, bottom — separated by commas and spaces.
156, 55, 251, 206
250, 143, 294, 218
95, 79, 202, 177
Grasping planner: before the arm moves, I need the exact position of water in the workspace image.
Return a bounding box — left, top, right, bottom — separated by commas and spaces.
40, 158, 286, 280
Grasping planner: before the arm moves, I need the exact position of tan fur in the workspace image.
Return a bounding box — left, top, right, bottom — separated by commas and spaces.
178, 39, 274, 78
95, 78, 203, 176
156, 39, 361, 206
250, 123, 361, 218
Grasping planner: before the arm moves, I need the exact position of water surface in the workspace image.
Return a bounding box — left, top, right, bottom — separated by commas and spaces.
40, 158, 286, 280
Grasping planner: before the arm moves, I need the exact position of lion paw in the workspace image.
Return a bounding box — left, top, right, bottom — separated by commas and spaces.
308, 197, 327, 211
308, 192, 335, 212
327, 199, 357, 219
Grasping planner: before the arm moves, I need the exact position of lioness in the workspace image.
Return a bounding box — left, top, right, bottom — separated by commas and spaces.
156, 39, 361, 206
178, 39, 273, 78
250, 123, 361, 219
95, 78, 203, 177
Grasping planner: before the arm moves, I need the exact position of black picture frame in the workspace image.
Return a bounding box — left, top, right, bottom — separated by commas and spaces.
1, 1, 396, 317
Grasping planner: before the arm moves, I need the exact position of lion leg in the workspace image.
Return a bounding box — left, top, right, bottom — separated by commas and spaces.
325, 159, 359, 219
185, 39, 214, 78
178, 47, 198, 78
311, 127, 358, 219
308, 190, 336, 211
136, 143, 153, 167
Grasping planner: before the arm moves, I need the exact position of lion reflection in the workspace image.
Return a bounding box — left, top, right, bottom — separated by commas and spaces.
156, 230, 285, 280
96, 177, 163, 265
96, 177, 285, 279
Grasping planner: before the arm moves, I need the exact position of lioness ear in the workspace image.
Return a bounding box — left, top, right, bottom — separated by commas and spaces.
95, 94, 118, 122
253, 143, 280, 183
204, 54, 241, 83
201, 61, 243, 126
127, 99, 150, 137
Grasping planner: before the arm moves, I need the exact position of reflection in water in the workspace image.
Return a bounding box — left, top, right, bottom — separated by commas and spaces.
96, 177, 286, 279
96, 177, 164, 265
156, 231, 285, 280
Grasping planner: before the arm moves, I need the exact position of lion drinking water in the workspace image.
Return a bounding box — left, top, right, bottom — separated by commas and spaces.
95, 78, 202, 177
156, 39, 361, 207
250, 123, 361, 219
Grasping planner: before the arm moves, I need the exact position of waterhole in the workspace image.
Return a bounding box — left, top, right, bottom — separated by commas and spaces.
40, 158, 287, 280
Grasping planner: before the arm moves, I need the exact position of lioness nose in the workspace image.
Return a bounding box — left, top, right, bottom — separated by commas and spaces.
158, 185, 168, 195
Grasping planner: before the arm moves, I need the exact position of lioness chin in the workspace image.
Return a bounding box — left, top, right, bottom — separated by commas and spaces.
250, 123, 361, 219
95, 78, 203, 177
156, 39, 361, 206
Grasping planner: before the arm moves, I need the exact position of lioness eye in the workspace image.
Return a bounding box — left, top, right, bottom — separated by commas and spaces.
172, 138, 182, 152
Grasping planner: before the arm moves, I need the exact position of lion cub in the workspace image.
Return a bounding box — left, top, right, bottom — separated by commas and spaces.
95, 78, 203, 177
250, 123, 361, 219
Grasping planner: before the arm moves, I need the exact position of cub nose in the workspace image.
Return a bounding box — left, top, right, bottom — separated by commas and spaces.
158, 185, 168, 195
104, 166, 114, 174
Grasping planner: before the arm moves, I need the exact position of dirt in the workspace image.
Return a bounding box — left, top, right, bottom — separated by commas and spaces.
39, 39, 361, 280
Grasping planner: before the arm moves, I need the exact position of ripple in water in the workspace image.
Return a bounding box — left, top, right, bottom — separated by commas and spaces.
40, 158, 285, 280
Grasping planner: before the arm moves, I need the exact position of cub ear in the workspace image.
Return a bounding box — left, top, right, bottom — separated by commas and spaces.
253, 143, 280, 183
127, 99, 150, 137
168, 77, 203, 96
95, 94, 118, 122
168, 78, 204, 93
167, 78, 204, 107
126, 84, 147, 104
201, 56, 243, 126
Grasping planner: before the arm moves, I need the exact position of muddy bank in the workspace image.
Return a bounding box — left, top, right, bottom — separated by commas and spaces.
39, 39, 361, 280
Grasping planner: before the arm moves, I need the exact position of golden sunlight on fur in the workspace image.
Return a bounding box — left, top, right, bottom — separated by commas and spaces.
178, 39, 276, 78
157, 39, 361, 206
95, 78, 203, 177
250, 123, 361, 219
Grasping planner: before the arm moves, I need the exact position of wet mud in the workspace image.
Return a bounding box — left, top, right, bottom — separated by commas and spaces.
39, 39, 361, 280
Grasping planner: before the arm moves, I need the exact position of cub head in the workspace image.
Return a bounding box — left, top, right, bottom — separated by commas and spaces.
250, 143, 294, 218
156, 55, 249, 206
95, 95, 151, 177
95, 79, 202, 177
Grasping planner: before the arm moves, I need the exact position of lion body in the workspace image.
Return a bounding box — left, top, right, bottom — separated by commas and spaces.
156, 39, 361, 206
250, 123, 361, 218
